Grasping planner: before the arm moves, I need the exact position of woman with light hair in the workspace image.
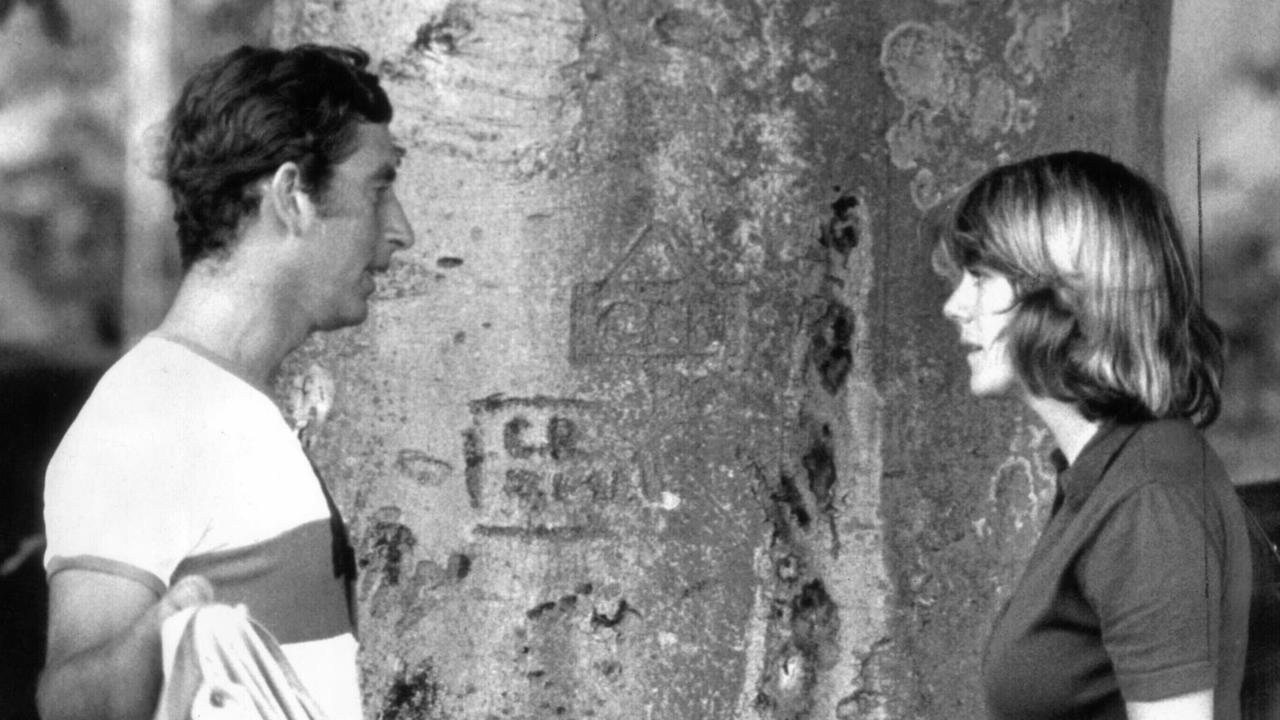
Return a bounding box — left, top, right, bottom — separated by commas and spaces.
931, 151, 1252, 720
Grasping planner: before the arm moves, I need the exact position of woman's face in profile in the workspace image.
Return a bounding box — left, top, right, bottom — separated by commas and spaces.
943, 267, 1020, 398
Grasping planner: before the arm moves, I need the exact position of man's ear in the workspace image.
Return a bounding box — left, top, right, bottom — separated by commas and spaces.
264, 162, 315, 236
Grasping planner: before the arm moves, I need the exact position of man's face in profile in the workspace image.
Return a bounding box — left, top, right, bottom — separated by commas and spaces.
295, 123, 415, 331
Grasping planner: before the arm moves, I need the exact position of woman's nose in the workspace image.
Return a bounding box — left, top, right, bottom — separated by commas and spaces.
942, 275, 972, 322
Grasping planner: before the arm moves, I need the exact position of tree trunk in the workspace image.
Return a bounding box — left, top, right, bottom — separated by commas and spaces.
270, 1, 1170, 718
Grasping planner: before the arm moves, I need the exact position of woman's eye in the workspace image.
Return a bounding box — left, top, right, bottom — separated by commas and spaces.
970, 267, 1004, 287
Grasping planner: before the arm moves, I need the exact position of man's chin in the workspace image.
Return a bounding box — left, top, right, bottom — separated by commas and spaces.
315, 306, 370, 332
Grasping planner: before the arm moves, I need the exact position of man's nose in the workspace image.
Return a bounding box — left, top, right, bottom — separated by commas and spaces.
383, 192, 416, 251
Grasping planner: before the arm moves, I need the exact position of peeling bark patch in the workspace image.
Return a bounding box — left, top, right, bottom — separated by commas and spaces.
379, 661, 442, 720
881, 22, 980, 118
360, 521, 417, 586
773, 472, 812, 530
757, 580, 842, 718
791, 580, 838, 658
776, 554, 801, 582
879, 20, 1032, 198
411, 1, 476, 55
819, 192, 861, 256
590, 599, 640, 630
757, 648, 813, 719
512, 580, 630, 716
802, 426, 836, 513
526, 600, 559, 620
911, 168, 942, 209
1004, 0, 1072, 83
807, 301, 854, 394
527, 593, 580, 621
879, 21, 988, 170
284, 363, 334, 444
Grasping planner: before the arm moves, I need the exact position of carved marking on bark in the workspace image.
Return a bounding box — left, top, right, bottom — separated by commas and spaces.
463, 396, 646, 538
569, 223, 746, 367
395, 449, 452, 487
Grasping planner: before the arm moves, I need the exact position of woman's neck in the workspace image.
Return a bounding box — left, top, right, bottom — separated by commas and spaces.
1023, 394, 1103, 465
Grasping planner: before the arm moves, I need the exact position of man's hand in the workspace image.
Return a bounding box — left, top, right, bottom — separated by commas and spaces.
38, 572, 213, 720
154, 575, 215, 623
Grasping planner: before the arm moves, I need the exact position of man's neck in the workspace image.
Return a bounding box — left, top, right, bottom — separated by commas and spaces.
156, 262, 311, 390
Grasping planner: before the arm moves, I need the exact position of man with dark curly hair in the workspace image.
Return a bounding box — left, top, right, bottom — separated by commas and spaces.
38, 43, 415, 720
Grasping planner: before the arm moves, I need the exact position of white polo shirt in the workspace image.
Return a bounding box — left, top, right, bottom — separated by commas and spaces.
44, 335, 362, 719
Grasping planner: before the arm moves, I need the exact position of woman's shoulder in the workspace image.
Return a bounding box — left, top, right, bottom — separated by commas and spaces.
1109, 418, 1229, 490
1126, 417, 1202, 448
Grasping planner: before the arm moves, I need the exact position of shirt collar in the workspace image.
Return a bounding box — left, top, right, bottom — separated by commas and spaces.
1054, 421, 1143, 513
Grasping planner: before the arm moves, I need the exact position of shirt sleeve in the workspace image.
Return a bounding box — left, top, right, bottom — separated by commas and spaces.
1077, 480, 1225, 701
43, 394, 212, 591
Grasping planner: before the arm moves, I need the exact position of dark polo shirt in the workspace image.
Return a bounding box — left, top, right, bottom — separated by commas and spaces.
984, 419, 1251, 720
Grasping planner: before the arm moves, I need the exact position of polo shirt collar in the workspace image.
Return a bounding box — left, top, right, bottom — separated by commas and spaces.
1054, 421, 1143, 513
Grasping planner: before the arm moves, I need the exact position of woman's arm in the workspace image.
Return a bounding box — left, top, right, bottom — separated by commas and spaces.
1126, 688, 1212, 720
1077, 480, 1230, 719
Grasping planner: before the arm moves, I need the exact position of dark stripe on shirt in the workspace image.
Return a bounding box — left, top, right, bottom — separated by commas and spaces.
170, 519, 354, 644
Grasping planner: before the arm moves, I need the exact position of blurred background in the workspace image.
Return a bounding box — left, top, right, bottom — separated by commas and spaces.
0, 2, 270, 718
0, 1, 1276, 718
1166, 0, 1280, 484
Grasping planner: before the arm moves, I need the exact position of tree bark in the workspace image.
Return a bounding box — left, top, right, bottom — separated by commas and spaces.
271, 1, 1170, 717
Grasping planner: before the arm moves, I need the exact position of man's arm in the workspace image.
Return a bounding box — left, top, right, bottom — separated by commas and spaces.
38, 571, 212, 720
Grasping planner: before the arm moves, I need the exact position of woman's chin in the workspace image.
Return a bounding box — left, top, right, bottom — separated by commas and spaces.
968, 376, 1018, 398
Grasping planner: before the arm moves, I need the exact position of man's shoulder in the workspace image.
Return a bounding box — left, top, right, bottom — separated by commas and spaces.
79, 337, 260, 422
99, 336, 219, 389
50, 337, 276, 470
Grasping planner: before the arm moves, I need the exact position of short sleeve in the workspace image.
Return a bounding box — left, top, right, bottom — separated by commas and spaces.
1077, 481, 1224, 701
43, 372, 213, 591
